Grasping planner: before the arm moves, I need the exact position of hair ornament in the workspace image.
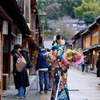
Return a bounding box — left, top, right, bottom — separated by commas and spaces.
53, 35, 57, 42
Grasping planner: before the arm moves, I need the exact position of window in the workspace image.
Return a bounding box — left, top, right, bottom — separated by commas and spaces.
86, 37, 90, 41
92, 32, 98, 38
73, 24, 77, 26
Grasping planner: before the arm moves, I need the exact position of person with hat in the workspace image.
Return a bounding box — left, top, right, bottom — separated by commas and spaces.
11, 44, 29, 98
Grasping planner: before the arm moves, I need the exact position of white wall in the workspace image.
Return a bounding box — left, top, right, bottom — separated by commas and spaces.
44, 39, 53, 49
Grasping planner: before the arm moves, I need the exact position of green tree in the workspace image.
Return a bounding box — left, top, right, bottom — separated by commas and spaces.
83, 11, 96, 25
46, 3, 61, 19
74, 0, 100, 19
57, 0, 82, 18
37, 0, 83, 19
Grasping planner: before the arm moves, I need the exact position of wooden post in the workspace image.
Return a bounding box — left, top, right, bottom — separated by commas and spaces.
41, 23, 44, 45
98, 24, 100, 44
0, 21, 3, 100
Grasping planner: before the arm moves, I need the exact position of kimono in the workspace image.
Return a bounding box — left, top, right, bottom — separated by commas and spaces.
50, 45, 70, 100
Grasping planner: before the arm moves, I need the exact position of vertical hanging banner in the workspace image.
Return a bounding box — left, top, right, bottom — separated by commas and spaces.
2, 20, 8, 35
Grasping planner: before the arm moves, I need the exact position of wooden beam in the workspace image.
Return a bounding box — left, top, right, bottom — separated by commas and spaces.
0, 6, 13, 23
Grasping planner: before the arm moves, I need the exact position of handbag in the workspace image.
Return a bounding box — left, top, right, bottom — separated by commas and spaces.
16, 56, 27, 72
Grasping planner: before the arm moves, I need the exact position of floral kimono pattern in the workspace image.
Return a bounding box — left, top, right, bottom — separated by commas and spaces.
51, 45, 70, 100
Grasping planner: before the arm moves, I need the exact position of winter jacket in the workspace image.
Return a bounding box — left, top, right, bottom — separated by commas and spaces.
20, 48, 32, 68
36, 49, 48, 71
13, 54, 30, 89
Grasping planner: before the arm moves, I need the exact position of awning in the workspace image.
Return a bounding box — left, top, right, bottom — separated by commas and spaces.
83, 49, 89, 53
1, 0, 31, 35
96, 16, 100, 24
83, 45, 100, 52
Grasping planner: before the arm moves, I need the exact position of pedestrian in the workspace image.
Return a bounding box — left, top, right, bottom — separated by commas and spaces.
36, 45, 49, 93
84, 55, 89, 72
50, 35, 70, 100
20, 48, 32, 95
20, 48, 33, 69
11, 44, 30, 98
81, 60, 85, 73
96, 51, 100, 85
45, 48, 52, 91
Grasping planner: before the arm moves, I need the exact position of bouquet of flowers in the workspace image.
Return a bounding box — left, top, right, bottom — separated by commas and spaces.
62, 49, 84, 65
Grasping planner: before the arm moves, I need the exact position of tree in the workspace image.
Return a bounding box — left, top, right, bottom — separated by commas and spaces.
74, 0, 100, 19
83, 11, 96, 25
49, 16, 75, 40
44, 19, 49, 30
46, 3, 61, 19
37, 0, 83, 19
57, 0, 82, 18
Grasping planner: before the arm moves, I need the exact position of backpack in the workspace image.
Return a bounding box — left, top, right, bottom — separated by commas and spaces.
16, 56, 27, 72
21, 49, 33, 68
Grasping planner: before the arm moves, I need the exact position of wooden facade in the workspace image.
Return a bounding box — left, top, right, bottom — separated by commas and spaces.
0, 17, 3, 100
71, 16, 100, 71
0, 0, 40, 99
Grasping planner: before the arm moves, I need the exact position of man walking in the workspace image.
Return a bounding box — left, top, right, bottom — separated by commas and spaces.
36, 45, 49, 93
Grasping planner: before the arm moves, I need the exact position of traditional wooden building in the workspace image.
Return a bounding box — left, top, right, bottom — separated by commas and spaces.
0, 0, 40, 99
71, 28, 87, 50
71, 16, 100, 71
82, 20, 100, 70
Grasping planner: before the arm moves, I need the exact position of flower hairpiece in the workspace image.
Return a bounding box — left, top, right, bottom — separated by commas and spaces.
53, 35, 57, 42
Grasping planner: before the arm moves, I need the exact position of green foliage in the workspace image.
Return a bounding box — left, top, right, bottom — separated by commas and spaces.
83, 11, 96, 25
44, 19, 49, 30
37, 0, 82, 19
57, 0, 82, 18
44, 31, 55, 39
74, 0, 100, 23
46, 3, 61, 19
37, 0, 100, 21
44, 31, 54, 35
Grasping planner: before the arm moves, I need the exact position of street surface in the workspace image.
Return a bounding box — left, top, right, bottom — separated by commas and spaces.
2, 66, 100, 100
68, 67, 100, 100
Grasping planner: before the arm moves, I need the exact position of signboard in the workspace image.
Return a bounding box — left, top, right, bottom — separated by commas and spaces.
16, 33, 22, 45
2, 20, 8, 35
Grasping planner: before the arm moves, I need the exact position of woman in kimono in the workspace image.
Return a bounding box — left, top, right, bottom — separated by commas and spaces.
50, 35, 70, 100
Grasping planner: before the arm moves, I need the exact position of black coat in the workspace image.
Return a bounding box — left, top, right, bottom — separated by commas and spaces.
20, 48, 32, 68
13, 54, 30, 89
96, 56, 100, 77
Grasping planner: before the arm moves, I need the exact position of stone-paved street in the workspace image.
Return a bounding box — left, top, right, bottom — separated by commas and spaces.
68, 67, 100, 100
3, 67, 100, 100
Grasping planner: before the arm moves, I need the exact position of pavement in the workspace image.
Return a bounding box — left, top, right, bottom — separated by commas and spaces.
68, 67, 100, 100
2, 66, 100, 100
2, 74, 38, 100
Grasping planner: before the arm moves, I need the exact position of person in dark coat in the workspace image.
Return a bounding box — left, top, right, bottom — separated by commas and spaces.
20, 48, 32, 69
20, 48, 32, 95
11, 44, 30, 98
96, 51, 100, 85
36, 45, 49, 93
84, 55, 89, 72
